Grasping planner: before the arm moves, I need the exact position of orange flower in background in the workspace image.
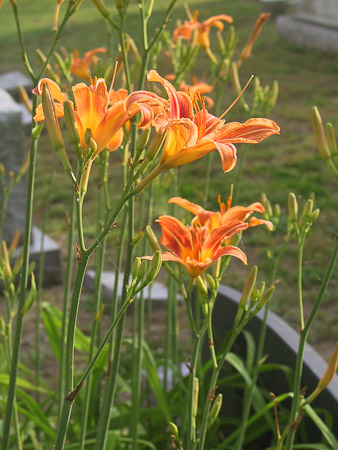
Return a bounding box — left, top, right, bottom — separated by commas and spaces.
152, 215, 247, 277
144, 70, 280, 172
33, 77, 160, 157
70, 48, 107, 79
169, 191, 273, 233
172, 11, 233, 51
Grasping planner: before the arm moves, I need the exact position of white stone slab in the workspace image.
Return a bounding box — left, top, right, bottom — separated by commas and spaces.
0, 71, 32, 100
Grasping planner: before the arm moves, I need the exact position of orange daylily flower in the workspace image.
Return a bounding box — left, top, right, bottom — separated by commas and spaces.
169, 192, 273, 233
33, 78, 161, 157
150, 215, 247, 277
172, 11, 233, 50
70, 48, 107, 79
141, 70, 280, 172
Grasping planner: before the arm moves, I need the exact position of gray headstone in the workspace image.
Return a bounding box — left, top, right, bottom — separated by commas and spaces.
0, 71, 33, 101
277, 0, 338, 52
0, 88, 27, 243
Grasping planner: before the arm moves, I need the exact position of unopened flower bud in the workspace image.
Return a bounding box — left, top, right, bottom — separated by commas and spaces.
267, 80, 279, 112
132, 257, 141, 279
312, 107, 331, 161
169, 422, 179, 440
274, 204, 281, 218
0, 241, 12, 278
288, 193, 298, 222
261, 192, 273, 218
137, 260, 148, 282
64, 101, 81, 148
195, 275, 208, 295
22, 272, 36, 315
18, 85, 32, 113
216, 31, 226, 55
42, 85, 73, 175
224, 25, 235, 51
85, 128, 93, 147
136, 128, 151, 157
0, 164, 4, 175
139, 132, 166, 173
9, 170, 15, 180
193, 377, 199, 419
235, 266, 257, 325
256, 285, 275, 312
92, 0, 110, 16
145, 225, 161, 252
206, 273, 216, 293
131, 230, 144, 248
145, 250, 162, 282
307, 342, 338, 404
310, 208, 320, 221
88, 137, 97, 156
208, 394, 223, 428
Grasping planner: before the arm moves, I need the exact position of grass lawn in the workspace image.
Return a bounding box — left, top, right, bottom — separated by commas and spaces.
1, 0, 337, 357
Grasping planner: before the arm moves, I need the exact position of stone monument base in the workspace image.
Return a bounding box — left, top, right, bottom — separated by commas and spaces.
277, 14, 338, 52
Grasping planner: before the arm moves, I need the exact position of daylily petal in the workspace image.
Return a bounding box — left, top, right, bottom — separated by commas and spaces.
186, 257, 213, 277
72, 79, 108, 134
92, 99, 131, 154
214, 118, 280, 144
203, 221, 248, 258
160, 119, 199, 167
168, 197, 213, 226
172, 22, 195, 41
34, 102, 65, 122
212, 245, 247, 265
203, 14, 233, 29
107, 128, 124, 152
32, 78, 67, 105
249, 217, 273, 230
157, 216, 192, 260
213, 142, 237, 172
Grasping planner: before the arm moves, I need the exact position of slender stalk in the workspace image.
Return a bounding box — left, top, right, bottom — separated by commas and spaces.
1, 98, 39, 450
36, 155, 56, 403
234, 240, 288, 450
297, 238, 305, 331
184, 321, 207, 449
79, 185, 106, 450
197, 322, 247, 450
284, 237, 338, 450
58, 190, 76, 421
54, 186, 134, 449
94, 199, 135, 450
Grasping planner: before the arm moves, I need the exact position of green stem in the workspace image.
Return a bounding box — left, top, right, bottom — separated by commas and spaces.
198, 325, 245, 450
94, 200, 135, 450
284, 237, 338, 450
207, 304, 218, 369
234, 240, 288, 450
0, 99, 39, 450
297, 238, 305, 331
36, 155, 55, 404
58, 189, 76, 421
79, 186, 106, 450
184, 321, 207, 450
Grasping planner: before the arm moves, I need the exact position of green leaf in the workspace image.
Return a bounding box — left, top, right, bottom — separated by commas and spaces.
142, 340, 171, 423
304, 404, 338, 450
0, 374, 49, 393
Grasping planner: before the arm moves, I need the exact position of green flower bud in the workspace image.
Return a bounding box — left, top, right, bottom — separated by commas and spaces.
288, 193, 298, 222
208, 394, 223, 428
137, 260, 148, 283
193, 377, 199, 419
195, 275, 208, 295
255, 285, 275, 312
235, 266, 257, 325
312, 107, 331, 161
136, 128, 151, 156
206, 273, 216, 293
22, 273, 36, 315
64, 101, 81, 148
132, 257, 141, 279
145, 250, 162, 282
169, 422, 179, 439
145, 225, 161, 252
